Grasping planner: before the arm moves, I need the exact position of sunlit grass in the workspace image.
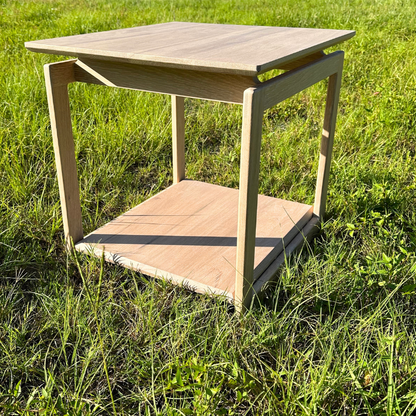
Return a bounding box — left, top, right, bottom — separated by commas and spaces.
1, 0, 416, 414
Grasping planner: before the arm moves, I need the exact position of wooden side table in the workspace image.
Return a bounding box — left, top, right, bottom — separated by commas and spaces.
26, 22, 355, 310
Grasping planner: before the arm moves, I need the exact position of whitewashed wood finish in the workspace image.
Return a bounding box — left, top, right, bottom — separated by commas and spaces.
313, 56, 344, 217
76, 180, 313, 296
172, 95, 185, 183
44, 60, 83, 249
235, 88, 265, 311
73, 59, 257, 104
25, 22, 355, 76
260, 51, 344, 111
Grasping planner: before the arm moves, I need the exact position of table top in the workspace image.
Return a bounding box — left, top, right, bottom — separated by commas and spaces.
25, 22, 355, 76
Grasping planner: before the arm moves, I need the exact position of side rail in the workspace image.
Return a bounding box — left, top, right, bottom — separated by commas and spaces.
259, 50, 344, 111
261, 50, 344, 218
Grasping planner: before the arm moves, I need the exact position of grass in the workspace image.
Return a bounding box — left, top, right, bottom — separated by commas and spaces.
1, 0, 416, 414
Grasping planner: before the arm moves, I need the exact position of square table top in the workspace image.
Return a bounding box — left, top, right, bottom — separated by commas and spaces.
25, 22, 355, 76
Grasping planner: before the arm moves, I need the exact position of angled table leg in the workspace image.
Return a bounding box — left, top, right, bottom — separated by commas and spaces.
314, 54, 344, 218
235, 88, 264, 312
236, 51, 345, 308
44, 60, 83, 250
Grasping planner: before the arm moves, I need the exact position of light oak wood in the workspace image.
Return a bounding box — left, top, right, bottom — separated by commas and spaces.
172, 95, 185, 183
44, 61, 83, 249
25, 22, 355, 76
314, 55, 344, 218
73, 59, 257, 104
76, 180, 313, 297
260, 51, 344, 111
76, 243, 235, 301
235, 88, 264, 311
27, 23, 354, 310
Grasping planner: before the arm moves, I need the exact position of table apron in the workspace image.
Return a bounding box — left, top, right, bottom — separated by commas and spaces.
72, 58, 259, 104
258, 51, 344, 111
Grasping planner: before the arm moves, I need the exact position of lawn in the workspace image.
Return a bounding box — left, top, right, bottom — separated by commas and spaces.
1, 0, 416, 414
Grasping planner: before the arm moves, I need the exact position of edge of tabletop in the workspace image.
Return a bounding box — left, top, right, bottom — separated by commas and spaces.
256, 29, 355, 74
23, 41, 259, 76
25, 29, 356, 77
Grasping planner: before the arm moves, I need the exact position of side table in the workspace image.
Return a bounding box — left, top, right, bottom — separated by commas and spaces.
26, 22, 355, 310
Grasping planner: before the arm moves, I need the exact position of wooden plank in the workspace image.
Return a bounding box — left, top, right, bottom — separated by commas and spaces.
76, 180, 312, 297
75, 243, 235, 301
260, 51, 344, 111
235, 88, 264, 311
44, 60, 83, 249
313, 57, 344, 218
25, 22, 355, 76
133, 26, 352, 75
253, 215, 320, 295
73, 59, 257, 104
172, 95, 185, 183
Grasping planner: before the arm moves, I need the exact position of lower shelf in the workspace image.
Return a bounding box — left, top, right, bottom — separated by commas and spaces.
75, 180, 316, 298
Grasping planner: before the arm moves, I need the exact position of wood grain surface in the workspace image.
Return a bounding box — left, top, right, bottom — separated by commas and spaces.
235, 88, 264, 309
73, 58, 257, 103
76, 180, 313, 296
26, 22, 355, 75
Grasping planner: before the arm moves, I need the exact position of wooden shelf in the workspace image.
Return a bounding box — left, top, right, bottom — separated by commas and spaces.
76, 180, 313, 298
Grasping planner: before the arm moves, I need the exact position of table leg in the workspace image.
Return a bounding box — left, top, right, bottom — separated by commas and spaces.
313, 59, 344, 218
172, 95, 185, 184
44, 61, 83, 250
235, 88, 264, 312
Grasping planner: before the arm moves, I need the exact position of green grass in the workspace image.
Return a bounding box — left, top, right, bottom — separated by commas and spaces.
1, 0, 416, 414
